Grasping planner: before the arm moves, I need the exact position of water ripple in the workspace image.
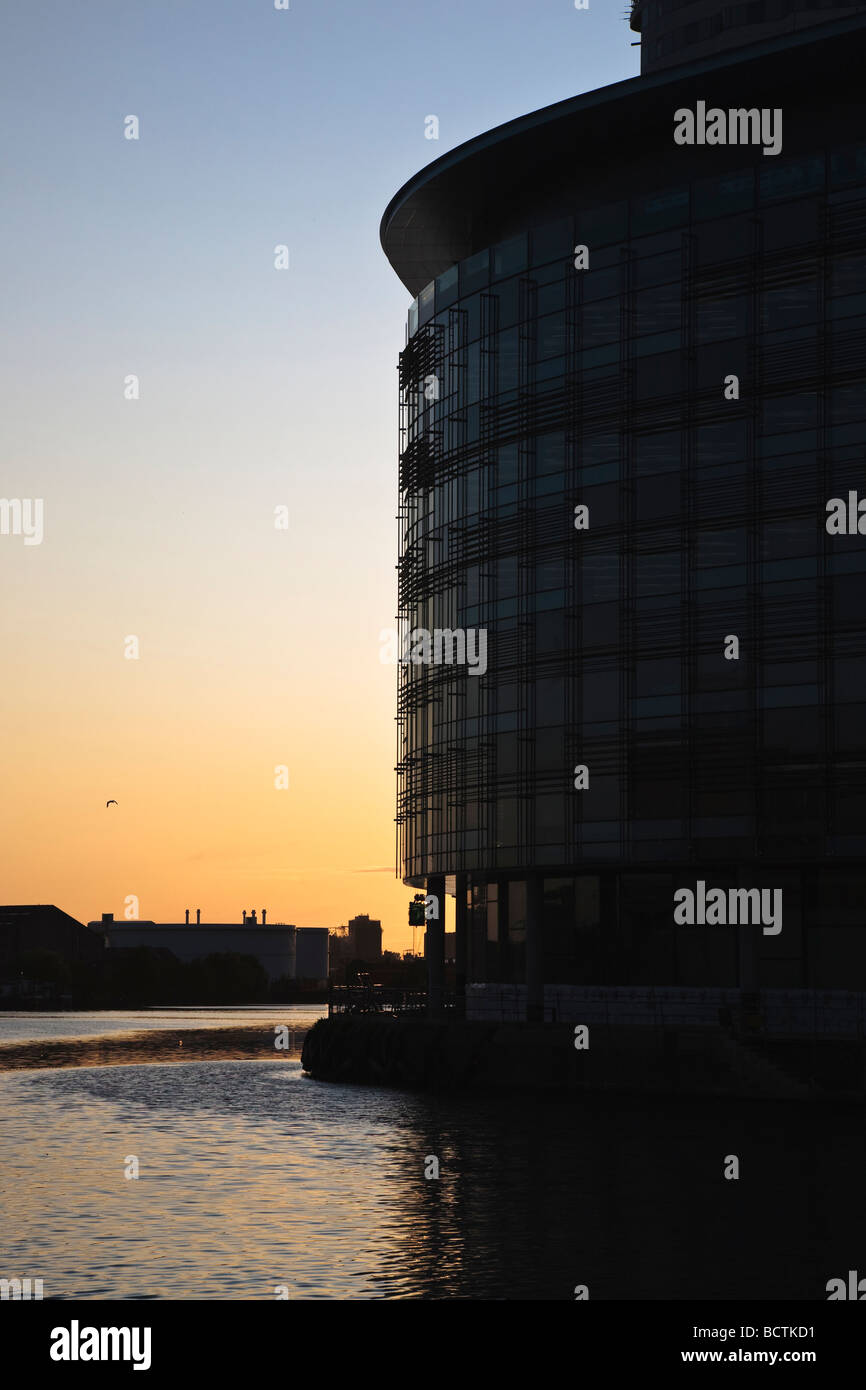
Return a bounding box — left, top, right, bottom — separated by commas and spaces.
1, 1049, 865, 1299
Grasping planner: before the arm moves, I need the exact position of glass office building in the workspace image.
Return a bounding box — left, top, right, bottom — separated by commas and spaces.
381, 12, 866, 1012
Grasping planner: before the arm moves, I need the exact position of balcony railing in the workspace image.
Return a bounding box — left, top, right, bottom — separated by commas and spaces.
328, 986, 461, 1018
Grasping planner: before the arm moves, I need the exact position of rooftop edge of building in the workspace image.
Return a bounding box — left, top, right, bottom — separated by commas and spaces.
631, 0, 866, 76
88, 920, 298, 931
380, 11, 866, 296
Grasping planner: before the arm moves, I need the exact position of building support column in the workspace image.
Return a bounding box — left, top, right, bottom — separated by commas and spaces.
737, 865, 759, 1030
600, 872, 619, 982
425, 874, 446, 1019
497, 877, 510, 985
736, 865, 759, 990
526, 874, 544, 1024
454, 872, 468, 1017
737, 918, 758, 993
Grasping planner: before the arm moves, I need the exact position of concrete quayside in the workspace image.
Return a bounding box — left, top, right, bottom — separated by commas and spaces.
301, 1010, 866, 1102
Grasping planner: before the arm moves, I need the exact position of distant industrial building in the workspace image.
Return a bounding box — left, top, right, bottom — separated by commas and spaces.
295, 927, 329, 984
0, 903, 326, 1002
89, 909, 328, 983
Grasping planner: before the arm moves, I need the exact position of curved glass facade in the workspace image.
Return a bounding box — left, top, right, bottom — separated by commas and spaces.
389, 29, 866, 991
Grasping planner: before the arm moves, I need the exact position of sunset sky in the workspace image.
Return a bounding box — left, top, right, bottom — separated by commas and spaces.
0, 1, 636, 949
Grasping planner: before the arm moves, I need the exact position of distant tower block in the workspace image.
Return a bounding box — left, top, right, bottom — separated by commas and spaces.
348, 914, 382, 962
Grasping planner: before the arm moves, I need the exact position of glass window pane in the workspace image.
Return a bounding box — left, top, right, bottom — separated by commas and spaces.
532, 217, 572, 267
577, 200, 627, 247
693, 168, 753, 220
492, 234, 527, 279
696, 294, 747, 342
435, 263, 458, 311
759, 154, 824, 203
631, 187, 689, 235
581, 553, 619, 603
460, 249, 489, 295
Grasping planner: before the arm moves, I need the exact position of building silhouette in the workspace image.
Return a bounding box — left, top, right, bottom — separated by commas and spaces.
347, 914, 383, 963
631, 0, 864, 74
295, 927, 330, 984
0, 904, 105, 973
381, 10, 866, 1019
92, 910, 299, 982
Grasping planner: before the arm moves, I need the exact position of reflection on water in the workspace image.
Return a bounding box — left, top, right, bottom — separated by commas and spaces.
0, 1007, 323, 1072
0, 1026, 312, 1071
0, 1006, 324, 1045
1, 1029, 865, 1299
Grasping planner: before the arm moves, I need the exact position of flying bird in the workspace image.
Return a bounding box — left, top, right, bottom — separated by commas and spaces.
106, 800, 118, 807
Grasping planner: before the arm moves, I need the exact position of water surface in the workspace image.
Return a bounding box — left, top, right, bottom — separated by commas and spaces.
0, 1012, 862, 1300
